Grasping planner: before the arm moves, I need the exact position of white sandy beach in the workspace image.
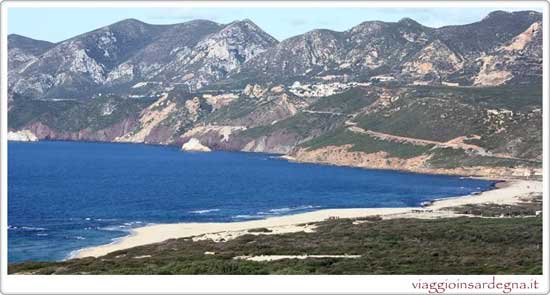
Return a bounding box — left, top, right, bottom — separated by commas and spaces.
73, 179, 542, 259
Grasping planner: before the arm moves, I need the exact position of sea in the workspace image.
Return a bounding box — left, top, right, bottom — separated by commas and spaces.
8, 141, 495, 263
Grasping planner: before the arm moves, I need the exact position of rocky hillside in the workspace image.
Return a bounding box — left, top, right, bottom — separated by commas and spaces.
8, 34, 54, 73
228, 10, 542, 87
9, 18, 277, 100
8, 34, 54, 107
7, 11, 543, 178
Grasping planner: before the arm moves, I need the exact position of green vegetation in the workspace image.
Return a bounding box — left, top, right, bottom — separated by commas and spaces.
205, 96, 259, 123
408, 83, 542, 112
465, 115, 542, 161
444, 194, 542, 217
353, 84, 542, 161
9, 216, 541, 275
248, 228, 272, 233
239, 87, 378, 140
302, 128, 433, 159
8, 99, 78, 129
308, 87, 376, 114
9, 95, 155, 132
356, 97, 486, 142
241, 112, 343, 139
427, 147, 539, 168
54, 96, 153, 132
8, 83, 542, 168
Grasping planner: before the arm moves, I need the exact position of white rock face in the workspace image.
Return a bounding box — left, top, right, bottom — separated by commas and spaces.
181, 138, 211, 152
7, 130, 38, 142
182, 125, 247, 142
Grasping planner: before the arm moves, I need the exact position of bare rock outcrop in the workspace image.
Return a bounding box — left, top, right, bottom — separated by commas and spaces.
181, 138, 211, 152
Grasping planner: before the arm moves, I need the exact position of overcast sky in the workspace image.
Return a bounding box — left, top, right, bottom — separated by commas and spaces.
8, 7, 543, 43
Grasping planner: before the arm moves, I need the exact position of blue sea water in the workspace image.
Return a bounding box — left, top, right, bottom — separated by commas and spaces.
8, 141, 495, 263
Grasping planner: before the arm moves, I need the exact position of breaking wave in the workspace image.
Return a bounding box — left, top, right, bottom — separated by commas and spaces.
99, 221, 145, 232
232, 214, 263, 220
258, 205, 321, 215
189, 209, 221, 214
8, 225, 47, 231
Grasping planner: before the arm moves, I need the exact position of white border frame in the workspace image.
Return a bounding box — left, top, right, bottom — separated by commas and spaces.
0, 1, 549, 294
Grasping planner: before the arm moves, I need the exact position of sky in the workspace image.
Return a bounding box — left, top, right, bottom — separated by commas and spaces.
7, 7, 543, 43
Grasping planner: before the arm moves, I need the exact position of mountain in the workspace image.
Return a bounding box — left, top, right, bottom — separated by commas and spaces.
8, 11, 542, 99
8, 34, 54, 72
146, 19, 278, 90
7, 35, 55, 105
434, 10, 542, 55
229, 10, 542, 86
227, 19, 431, 85
10, 19, 163, 99
7, 11, 543, 178
9, 18, 277, 100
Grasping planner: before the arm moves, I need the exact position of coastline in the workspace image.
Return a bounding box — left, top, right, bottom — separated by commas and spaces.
11, 140, 541, 180
72, 179, 542, 259
280, 154, 542, 179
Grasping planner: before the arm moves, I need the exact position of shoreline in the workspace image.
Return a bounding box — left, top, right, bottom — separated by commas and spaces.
12, 140, 541, 180
72, 179, 542, 259
279, 154, 542, 180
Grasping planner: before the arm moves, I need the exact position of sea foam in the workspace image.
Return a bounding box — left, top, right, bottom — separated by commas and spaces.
189, 209, 221, 214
